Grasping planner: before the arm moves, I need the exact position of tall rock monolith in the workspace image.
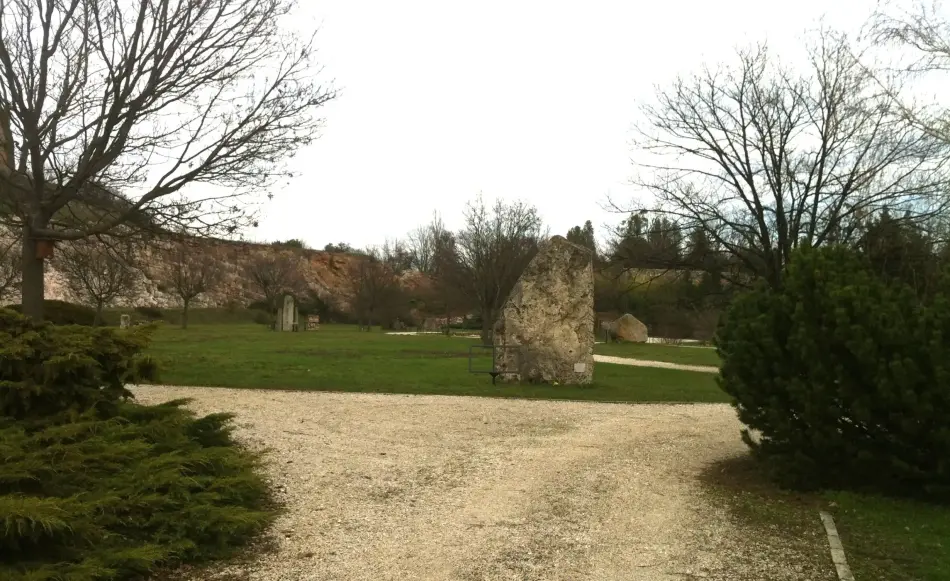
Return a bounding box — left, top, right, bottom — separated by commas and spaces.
492, 236, 595, 384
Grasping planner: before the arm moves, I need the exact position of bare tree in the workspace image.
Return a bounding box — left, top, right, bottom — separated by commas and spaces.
162, 240, 224, 329
870, 3, 950, 166
379, 238, 414, 276
408, 212, 448, 274
407, 216, 472, 333
455, 195, 545, 344
244, 251, 307, 314
349, 247, 403, 330
625, 29, 950, 289
0, 230, 19, 303
0, 0, 335, 320
53, 238, 140, 324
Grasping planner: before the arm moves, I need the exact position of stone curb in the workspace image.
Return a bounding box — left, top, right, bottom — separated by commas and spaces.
819, 511, 855, 581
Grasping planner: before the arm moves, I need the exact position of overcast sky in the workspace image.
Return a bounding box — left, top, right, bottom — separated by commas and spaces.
244, 0, 878, 250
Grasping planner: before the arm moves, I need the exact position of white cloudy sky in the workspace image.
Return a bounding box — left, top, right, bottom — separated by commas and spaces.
244, 0, 878, 250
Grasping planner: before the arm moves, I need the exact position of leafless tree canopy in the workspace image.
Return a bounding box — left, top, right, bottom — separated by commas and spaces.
408, 215, 472, 332
627, 30, 950, 287
407, 212, 448, 274
162, 239, 224, 328
455, 196, 544, 343
243, 251, 306, 312
869, 2, 950, 154
348, 248, 402, 330
53, 237, 140, 323
378, 238, 413, 277
0, 0, 335, 318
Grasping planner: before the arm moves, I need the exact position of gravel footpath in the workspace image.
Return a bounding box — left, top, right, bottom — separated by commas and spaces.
132, 387, 820, 581
593, 355, 719, 373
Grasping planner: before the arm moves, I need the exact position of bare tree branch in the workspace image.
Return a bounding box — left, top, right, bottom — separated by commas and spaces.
52, 235, 140, 323
159, 237, 224, 328
455, 195, 545, 344
0, 0, 335, 319
626, 28, 950, 288
243, 250, 306, 315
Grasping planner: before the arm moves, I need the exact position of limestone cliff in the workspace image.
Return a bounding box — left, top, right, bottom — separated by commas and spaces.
35, 237, 425, 312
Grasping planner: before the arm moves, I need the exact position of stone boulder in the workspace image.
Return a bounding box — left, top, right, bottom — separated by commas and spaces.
604, 313, 648, 343
492, 236, 595, 384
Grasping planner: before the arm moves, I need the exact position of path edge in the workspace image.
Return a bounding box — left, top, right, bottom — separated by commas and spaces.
819, 511, 855, 581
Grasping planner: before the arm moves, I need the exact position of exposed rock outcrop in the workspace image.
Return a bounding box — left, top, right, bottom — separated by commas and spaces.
492, 236, 594, 385
2, 235, 428, 313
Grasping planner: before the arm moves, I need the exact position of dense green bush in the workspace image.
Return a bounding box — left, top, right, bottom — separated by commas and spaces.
0, 309, 157, 421
247, 299, 271, 313
716, 246, 950, 499
8, 300, 99, 326
0, 401, 274, 581
252, 309, 272, 326
0, 309, 275, 580
134, 305, 164, 320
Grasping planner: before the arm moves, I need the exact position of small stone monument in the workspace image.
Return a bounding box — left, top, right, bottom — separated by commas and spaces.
492, 236, 595, 384
275, 294, 298, 331
119, 314, 131, 329
307, 314, 320, 330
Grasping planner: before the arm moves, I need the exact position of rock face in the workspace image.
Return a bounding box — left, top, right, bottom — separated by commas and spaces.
492, 236, 594, 385
605, 314, 648, 343
0, 232, 429, 313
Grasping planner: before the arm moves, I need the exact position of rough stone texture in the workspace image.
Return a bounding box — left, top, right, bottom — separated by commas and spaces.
493, 236, 594, 384
605, 313, 648, 343
0, 227, 430, 313
278, 294, 297, 331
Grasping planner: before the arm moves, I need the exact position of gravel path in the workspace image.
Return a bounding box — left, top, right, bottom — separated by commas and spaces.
132, 387, 819, 581
593, 354, 719, 373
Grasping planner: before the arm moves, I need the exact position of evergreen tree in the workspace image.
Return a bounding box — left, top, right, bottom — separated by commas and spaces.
716, 245, 950, 498
566, 220, 597, 258
859, 209, 938, 296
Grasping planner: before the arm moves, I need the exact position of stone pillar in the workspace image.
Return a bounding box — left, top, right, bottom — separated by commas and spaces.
280, 294, 296, 331
492, 236, 594, 384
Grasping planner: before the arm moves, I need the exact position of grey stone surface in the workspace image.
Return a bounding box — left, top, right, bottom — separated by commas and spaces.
119, 314, 131, 329
492, 236, 594, 385
277, 295, 298, 331
605, 313, 648, 343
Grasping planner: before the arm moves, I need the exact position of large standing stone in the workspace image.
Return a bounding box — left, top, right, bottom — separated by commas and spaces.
276, 295, 298, 331
492, 236, 594, 384
606, 313, 648, 343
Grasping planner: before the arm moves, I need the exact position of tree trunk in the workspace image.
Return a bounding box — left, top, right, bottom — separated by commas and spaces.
182, 299, 190, 329
20, 234, 45, 321
93, 303, 103, 327
480, 307, 494, 346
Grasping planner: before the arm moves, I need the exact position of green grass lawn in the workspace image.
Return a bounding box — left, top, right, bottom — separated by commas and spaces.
144, 323, 948, 578
144, 324, 727, 403
594, 341, 721, 367
831, 491, 950, 581
704, 456, 950, 581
